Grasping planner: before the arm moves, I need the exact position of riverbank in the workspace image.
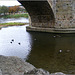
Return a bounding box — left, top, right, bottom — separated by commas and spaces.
0, 13, 29, 18
0, 22, 29, 28
0, 55, 67, 75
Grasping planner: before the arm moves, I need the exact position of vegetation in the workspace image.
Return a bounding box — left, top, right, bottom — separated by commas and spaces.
2, 13, 29, 18
0, 5, 29, 28
0, 6, 8, 15
8, 6, 20, 14
0, 22, 28, 27
0, 5, 27, 17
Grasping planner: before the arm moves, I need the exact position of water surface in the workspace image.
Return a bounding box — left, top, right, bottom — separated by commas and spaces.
0, 25, 32, 60
0, 25, 75, 74
26, 32, 75, 74
0, 17, 29, 23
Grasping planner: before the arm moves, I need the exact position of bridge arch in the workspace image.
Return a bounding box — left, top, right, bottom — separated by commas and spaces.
18, 1, 55, 28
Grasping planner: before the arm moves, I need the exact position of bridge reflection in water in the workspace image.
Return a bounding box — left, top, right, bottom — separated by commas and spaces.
26, 32, 75, 74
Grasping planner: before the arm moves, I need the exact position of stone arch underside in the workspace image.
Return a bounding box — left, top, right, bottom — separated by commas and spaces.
18, 1, 55, 28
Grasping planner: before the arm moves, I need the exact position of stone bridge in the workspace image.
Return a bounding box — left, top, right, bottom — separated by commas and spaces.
18, 0, 75, 33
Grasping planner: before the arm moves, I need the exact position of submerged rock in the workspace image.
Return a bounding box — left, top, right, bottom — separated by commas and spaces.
0, 55, 66, 75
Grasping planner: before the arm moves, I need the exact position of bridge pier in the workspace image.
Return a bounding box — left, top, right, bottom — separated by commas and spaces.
55, 0, 75, 29
18, 0, 75, 33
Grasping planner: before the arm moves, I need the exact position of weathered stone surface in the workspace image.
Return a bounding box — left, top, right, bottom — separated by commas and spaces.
18, 0, 75, 29
24, 68, 50, 75
0, 69, 2, 75
50, 72, 66, 75
0, 55, 67, 75
0, 55, 51, 75
18, 1, 55, 28
26, 26, 75, 33
0, 55, 35, 75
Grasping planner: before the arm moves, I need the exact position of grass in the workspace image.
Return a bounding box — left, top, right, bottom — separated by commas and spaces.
0, 13, 29, 28
0, 13, 29, 18
0, 22, 28, 28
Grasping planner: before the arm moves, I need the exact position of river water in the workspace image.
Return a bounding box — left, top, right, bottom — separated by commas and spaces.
0, 21, 75, 74
0, 17, 29, 23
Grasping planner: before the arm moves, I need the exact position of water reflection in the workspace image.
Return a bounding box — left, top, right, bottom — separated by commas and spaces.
0, 17, 29, 23
0, 25, 32, 60
0, 25, 75, 74
26, 33, 75, 74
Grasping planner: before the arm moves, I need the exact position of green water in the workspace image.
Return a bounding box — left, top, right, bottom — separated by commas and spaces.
26, 32, 75, 74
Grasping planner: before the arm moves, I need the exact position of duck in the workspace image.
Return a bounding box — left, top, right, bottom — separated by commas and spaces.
11, 39, 14, 42
10, 42, 12, 44
18, 43, 21, 45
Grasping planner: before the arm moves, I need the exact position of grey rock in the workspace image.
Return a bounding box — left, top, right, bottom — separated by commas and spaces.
35, 69, 50, 75
24, 68, 50, 75
50, 72, 66, 75
0, 55, 67, 75
0, 69, 2, 75
0, 55, 35, 75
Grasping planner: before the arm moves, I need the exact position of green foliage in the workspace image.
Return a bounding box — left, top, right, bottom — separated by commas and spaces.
19, 8, 27, 13
0, 6, 8, 15
0, 6, 2, 15
0, 5, 28, 16
0, 22, 28, 26
8, 6, 20, 13
2, 13, 29, 18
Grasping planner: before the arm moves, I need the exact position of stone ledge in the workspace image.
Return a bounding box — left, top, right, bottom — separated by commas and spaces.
26, 26, 75, 33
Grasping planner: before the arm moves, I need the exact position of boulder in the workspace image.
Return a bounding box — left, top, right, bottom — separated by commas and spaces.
0, 55, 35, 75
0, 55, 66, 75
0, 55, 50, 75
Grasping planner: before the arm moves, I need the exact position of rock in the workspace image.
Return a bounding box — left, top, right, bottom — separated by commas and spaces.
0, 55, 66, 75
50, 72, 66, 75
55, 72, 66, 75
0, 69, 2, 75
0, 55, 35, 75
25, 68, 50, 75
35, 69, 50, 75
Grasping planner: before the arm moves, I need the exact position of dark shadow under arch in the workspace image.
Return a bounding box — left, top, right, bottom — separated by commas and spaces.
18, 1, 55, 28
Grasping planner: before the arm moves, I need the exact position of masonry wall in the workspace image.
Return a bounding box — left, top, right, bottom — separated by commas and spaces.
19, 1, 55, 28
55, 0, 75, 28
19, 0, 75, 29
